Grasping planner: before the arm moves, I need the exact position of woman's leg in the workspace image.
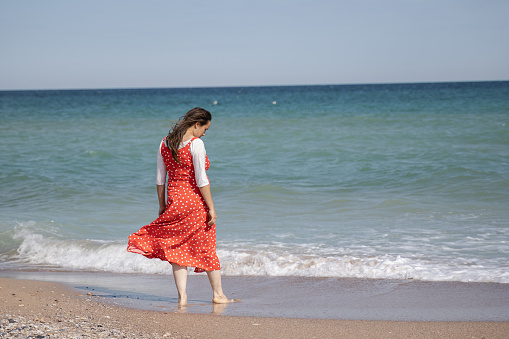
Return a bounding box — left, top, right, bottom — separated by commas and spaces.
171, 263, 188, 306
206, 269, 232, 304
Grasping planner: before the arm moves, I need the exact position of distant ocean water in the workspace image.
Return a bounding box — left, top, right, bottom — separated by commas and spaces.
1, 82, 508, 283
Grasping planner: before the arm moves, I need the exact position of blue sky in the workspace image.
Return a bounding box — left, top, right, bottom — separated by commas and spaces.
1, 0, 508, 90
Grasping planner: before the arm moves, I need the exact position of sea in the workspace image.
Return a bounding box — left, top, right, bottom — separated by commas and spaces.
1, 81, 508, 284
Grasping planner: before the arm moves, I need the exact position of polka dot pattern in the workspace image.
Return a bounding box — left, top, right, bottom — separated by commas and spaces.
127, 137, 220, 273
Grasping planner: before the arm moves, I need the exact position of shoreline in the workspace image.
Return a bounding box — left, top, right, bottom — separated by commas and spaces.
1, 270, 509, 321
2, 277, 509, 339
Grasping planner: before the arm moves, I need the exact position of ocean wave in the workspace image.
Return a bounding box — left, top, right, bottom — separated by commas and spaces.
2, 224, 508, 284
7, 225, 168, 274
218, 248, 509, 283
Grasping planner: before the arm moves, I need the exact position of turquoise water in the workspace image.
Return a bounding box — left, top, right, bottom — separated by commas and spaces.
1, 82, 508, 282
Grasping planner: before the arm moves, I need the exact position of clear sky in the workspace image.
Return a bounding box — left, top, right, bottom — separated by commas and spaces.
1, 0, 508, 90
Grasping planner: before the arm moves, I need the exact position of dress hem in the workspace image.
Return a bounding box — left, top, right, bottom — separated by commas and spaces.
126, 245, 219, 273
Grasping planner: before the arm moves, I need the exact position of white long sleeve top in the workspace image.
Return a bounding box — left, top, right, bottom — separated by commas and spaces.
156, 138, 210, 187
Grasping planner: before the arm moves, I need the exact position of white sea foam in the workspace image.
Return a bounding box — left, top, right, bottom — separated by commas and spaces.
10, 227, 168, 274
4, 226, 508, 283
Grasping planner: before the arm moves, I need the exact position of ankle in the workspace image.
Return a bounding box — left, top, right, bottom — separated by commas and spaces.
213, 289, 224, 297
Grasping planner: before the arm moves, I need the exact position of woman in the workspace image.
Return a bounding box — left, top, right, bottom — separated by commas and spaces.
127, 107, 231, 306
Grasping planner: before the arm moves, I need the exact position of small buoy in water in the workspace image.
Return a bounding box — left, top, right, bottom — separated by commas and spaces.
213, 100, 218, 105
272, 101, 277, 105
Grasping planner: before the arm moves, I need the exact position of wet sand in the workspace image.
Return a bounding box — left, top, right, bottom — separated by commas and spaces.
1, 274, 509, 338
1, 270, 509, 321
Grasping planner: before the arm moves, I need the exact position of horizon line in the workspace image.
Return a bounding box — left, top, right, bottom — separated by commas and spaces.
1, 79, 508, 92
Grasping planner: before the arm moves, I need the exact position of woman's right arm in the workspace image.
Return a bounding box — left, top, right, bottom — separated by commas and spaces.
190, 139, 215, 225
198, 184, 217, 226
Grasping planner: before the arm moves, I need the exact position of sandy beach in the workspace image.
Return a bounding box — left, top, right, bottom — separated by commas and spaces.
1, 277, 509, 339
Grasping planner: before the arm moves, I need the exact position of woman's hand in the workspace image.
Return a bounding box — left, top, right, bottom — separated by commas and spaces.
208, 209, 217, 226
199, 184, 217, 226
157, 185, 166, 216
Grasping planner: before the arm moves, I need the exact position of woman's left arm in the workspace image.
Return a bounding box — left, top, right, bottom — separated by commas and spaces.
157, 184, 166, 216
156, 139, 167, 216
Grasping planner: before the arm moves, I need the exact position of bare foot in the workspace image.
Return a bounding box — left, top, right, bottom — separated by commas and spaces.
178, 294, 187, 306
212, 295, 234, 304
176, 305, 188, 313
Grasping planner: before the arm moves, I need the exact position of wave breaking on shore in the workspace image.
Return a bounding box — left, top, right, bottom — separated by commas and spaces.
1, 222, 507, 284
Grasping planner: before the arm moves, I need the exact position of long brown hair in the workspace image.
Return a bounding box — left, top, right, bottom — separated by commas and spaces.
166, 107, 212, 163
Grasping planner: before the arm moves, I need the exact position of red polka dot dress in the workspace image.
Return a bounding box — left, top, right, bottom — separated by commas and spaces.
127, 137, 220, 273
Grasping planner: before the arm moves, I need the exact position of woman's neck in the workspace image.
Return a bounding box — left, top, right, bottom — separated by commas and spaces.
181, 127, 195, 143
